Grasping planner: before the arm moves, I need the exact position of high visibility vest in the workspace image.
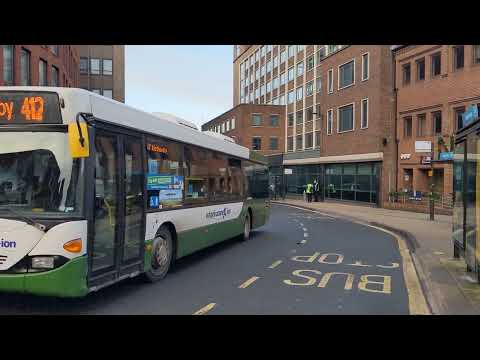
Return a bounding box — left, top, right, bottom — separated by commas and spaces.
306, 183, 313, 193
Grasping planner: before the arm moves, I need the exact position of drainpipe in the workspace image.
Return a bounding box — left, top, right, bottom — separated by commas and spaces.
392, 49, 399, 196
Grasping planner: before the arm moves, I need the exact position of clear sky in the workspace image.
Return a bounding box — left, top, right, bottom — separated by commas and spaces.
125, 45, 233, 128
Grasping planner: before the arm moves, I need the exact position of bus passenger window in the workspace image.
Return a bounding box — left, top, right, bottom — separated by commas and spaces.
146, 138, 183, 210
184, 145, 208, 204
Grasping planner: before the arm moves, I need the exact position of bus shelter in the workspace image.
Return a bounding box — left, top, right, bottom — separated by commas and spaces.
453, 116, 480, 281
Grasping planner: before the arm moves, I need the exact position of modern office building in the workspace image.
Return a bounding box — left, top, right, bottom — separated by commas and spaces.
78, 45, 125, 102
0, 45, 79, 87
393, 45, 480, 202
233, 45, 396, 205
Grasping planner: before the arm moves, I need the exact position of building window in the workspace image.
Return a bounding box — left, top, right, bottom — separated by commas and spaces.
250, 55, 254, 67
273, 55, 278, 68
273, 97, 279, 105
255, 68, 260, 80
287, 136, 294, 152
306, 107, 314, 122
103, 89, 113, 99
417, 113, 426, 136
328, 45, 339, 54
261, 65, 265, 77
251, 114, 262, 126
328, 69, 333, 93
280, 72, 286, 85
297, 45, 304, 53
431, 52, 441, 77
306, 81, 313, 96
20, 48, 31, 86
273, 76, 279, 89
255, 50, 260, 62
416, 57, 425, 81
404, 116, 412, 137
338, 103, 354, 133
260, 46, 265, 57
270, 114, 279, 127
252, 137, 262, 150
2, 45, 14, 85
270, 137, 278, 150
362, 53, 369, 81
361, 98, 368, 129
261, 84, 266, 96
307, 55, 314, 71
338, 59, 355, 89
103, 59, 113, 75
288, 67, 295, 81
255, 88, 259, 99
296, 110, 303, 125
50, 45, 59, 56
267, 60, 272, 73
51, 66, 59, 87
296, 134, 303, 150
453, 45, 464, 70
288, 90, 295, 104
231, 117, 235, 130
316, 77, 322, 93
315, 131, 320, 148
455, 107, 465, 130
305, 132, 313, 149
296, 86, 303, 101
327, 109, 333, 135
288, 113, 294, 126
279, 95, 285, 105
78, 56, 94, 78
402, 63, 411, 85
297, 61, 304, 77
432, 111, 442, 135
288, 45, 295, 58
473, 45, 480, 64
266, 81, 272, 93
90, 58, 100, 75
281, 50, 287, 63
226, 120, 230, 132
317, 47, 326, 63
92, 89, 101, 95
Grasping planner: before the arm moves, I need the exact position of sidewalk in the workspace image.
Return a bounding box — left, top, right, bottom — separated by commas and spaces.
272, 198, 480, 315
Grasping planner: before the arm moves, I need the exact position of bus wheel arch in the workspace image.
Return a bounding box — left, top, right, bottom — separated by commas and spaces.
144, 222, 177, 283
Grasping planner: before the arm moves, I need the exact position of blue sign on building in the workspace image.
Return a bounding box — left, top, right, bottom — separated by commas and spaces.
439, 152, 454, 161
462, 105, 478, 128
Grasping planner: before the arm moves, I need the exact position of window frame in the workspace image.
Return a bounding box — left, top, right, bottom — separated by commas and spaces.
305, 131, 314, 149
417, 113, 427, 137
402, 63, 411, 86
327, 68, 334, 94
337, 102, 355, 133
102, 59, 113, 76
252, 136, 262, 151
2, 45, 14, 86
287, 113, 294, 127
269, 114, 280, 127
360, 98, 369, 129
453, 45, 464, 71
296, 86, 303, 102
432, 111, 442, 135
431, 52, 441, 77
416, 57, 426, 81
361, 52, 369, 81
90, 58, 100, 75
269, 136, 279, 150
338, 58, 355, 90
306, 80, 314, 97
251, 113, 263, 127
307, 55, 315, 71
404, 116, 413, 138
327, 109, 333, 135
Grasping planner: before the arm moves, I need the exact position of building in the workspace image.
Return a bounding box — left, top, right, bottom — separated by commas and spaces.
78, 45, 125, 102
201, 104, 285, 157
393, 45, 480, 203
233, 45, 396, 205
0, 45, 79, 87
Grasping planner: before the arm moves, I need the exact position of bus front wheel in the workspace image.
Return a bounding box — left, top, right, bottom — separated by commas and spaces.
144, 226, 173, 282
240, 213, 251, 242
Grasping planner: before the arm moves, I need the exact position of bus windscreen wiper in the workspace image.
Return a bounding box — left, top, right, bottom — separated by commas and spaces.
0, 207, 46, 232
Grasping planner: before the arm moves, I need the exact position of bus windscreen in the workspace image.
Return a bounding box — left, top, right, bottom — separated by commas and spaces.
0, 92, 62, 124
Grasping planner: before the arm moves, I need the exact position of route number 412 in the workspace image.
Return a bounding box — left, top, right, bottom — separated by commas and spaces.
21, 97, 44, 121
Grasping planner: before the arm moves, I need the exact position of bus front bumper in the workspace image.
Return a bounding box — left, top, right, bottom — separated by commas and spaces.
0, 256, 88, 298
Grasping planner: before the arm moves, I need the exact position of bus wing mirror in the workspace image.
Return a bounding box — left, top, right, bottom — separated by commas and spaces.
68, 122, 90, 158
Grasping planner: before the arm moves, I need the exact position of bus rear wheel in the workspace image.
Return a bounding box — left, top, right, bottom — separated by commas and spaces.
144, 226, 173, 282
240, 213, 251, 242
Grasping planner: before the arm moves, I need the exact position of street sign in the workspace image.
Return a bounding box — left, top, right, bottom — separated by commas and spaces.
415, 141, 432, 153
439, 152, 454, 161
284, 168, 293, 175
462, 105, 478, 128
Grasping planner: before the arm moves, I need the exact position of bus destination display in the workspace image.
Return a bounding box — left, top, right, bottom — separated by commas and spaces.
0, 92, 62, 124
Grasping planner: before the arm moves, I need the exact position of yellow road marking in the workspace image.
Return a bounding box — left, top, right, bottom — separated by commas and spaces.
239, 276, 260, 289
193, 302, 216, 315
269, 260, 283, 269
364, 223, 430, 315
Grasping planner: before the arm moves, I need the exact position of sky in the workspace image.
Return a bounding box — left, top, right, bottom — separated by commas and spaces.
125, 45, 233, 128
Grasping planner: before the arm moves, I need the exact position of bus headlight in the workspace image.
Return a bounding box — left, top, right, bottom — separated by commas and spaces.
31, 257, 55, 269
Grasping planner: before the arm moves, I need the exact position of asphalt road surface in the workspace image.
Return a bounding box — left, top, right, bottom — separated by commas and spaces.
0, 204, 412, 315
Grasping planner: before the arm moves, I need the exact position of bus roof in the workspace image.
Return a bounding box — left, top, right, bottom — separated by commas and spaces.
0, 86, 251, 160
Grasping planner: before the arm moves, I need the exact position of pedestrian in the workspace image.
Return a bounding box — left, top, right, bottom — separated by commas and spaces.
306, 182, 313, 203
313, 179, 319, 202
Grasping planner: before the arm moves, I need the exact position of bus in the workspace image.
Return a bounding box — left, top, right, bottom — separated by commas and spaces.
0, 87, 270, 297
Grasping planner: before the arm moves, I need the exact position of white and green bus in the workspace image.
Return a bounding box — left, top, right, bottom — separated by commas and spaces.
0, 87, 270, 297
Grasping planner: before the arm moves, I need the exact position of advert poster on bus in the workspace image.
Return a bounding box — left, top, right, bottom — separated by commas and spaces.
147, 174, 184, 190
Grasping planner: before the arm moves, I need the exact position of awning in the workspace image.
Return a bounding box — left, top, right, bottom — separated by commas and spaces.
283, 152, 384, 165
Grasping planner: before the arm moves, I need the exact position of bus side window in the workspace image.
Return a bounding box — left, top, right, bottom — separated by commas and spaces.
184, 145, 209, 204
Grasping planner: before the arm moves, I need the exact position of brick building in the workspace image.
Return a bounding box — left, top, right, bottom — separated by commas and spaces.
201, 104, 285, 157
393, 45, 480, 200
0, 45, 79, 87
78, 45, 125, 102
233, 45, 396, 205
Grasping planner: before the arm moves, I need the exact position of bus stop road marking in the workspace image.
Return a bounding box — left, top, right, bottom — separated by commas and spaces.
239, 276, 260, 289
269, 260, 283, 269
193, 303, 216, 315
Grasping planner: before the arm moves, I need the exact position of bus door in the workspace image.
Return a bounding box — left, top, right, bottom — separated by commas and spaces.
88, 129, 145, 289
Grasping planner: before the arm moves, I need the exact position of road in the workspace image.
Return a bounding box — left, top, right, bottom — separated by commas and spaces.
0, 204, 417, 314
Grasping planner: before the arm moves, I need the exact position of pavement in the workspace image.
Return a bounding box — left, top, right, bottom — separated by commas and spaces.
272, 198, 480, 315
0, 204, 423, 315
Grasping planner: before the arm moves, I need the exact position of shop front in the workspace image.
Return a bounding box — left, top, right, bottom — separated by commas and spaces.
453, 115, 480, 281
